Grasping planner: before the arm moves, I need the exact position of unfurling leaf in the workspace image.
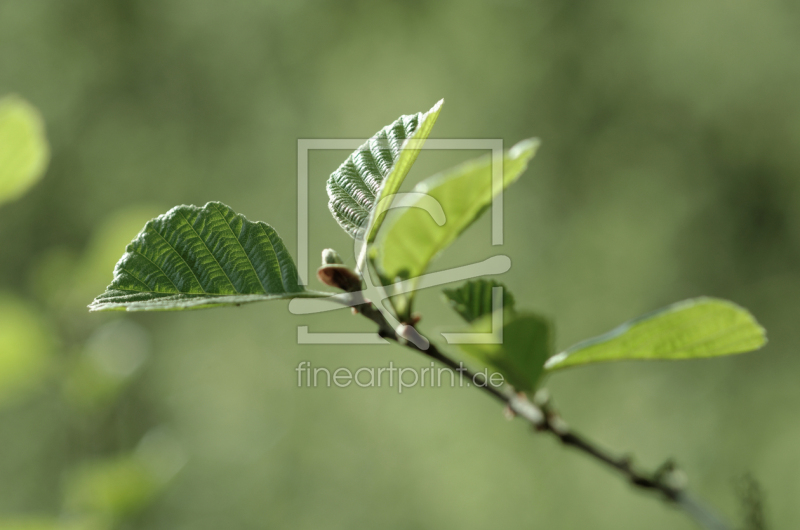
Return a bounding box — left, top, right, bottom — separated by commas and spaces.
457, 311, 552, 393
372, 138, 539, 319
89, 202, 329, 312
544, 297, 767, 371
327, 100, 443, 241
0, 95, 50, 206
443, 279, 515, 323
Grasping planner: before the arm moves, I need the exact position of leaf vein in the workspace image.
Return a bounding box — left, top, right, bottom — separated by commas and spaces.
149, 222, 206, 294
210, 202, 266, 294
129, 248, 180, 292
176, 208, 239, 294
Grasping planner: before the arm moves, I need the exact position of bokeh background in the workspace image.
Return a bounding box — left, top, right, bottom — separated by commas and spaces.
1, 1, 799, 529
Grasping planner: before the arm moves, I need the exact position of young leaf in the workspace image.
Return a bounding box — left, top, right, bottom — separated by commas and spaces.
544, 297, 767, 371
457, 311, 552, 393
443, 279, 515, 323
327, 100, 443, 241
0, 95, 50, 206
89, 202, 329, 312
371, 138, 539, 318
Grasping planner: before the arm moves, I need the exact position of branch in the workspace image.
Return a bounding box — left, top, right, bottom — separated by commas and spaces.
354, 300, 735, 530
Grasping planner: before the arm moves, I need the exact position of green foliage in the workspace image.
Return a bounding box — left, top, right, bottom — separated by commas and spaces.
2, 2, 793, 527
544, 298, 767, 371
0, 95, 49, 206
61, 430, 184, 522
327, 100, 442, 242
457, 311, 552, 393
62, 456, 160, 519
443, 279, 515, 323
444, 280, 549, 392
443, 279, 553, 392
371, 138, 538, 318
89, 202, 329, 311
90, 108, 765, 395
0, 294, 54, 407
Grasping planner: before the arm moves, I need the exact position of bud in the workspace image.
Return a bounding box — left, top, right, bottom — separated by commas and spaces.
317, 264, 361, 292
321, 248, 344, 265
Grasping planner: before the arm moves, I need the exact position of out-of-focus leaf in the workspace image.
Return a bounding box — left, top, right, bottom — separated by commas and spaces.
0, 294, 55, 407
89, 202, 330, 311
544, 297, 767, 371
327, 100, 442, 241
135, 427, 187, 483
443, 279, 515, 323
63, 432, 185, 519
372, 138, 539, 318
62, 457, 158, 519
457, 310, 552, 393
63, 320, 150, 409
0, 95, 49, 206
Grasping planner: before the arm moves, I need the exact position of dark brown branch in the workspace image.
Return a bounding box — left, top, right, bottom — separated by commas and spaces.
354, 299, 734, 530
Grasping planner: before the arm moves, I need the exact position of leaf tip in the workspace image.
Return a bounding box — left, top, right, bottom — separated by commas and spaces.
543, 352, 566, 371
510, 137, 541, 161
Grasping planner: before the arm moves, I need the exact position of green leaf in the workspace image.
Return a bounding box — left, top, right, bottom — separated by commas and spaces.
327, 100, 443, 241
372, 138, 539, 318
457, 311, 552, 393
0, 95, 50, 206
544, 297, 767, 371
443, 279, 515, 323
89, 202, 329, 312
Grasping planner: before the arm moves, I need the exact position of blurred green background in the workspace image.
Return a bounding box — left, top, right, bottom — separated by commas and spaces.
1, 1, 799, 528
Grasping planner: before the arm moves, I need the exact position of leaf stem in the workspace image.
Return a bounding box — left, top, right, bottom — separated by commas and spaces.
354, 299, 734, 530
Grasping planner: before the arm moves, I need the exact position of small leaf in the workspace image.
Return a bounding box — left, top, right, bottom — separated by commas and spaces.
544, 297, 767, 371
0, 95, 50, 206
327, 100, 443, 241
457, 311, 552, 393
443, 279, 515, 323
372, 138, 539, 318
89, 202, 330, 312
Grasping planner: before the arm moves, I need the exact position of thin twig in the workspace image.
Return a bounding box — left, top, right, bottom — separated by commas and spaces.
354, 299, 734, 530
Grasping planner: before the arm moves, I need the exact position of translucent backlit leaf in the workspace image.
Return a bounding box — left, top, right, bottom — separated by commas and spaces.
372, 138, 539, 318
457, 311, 552, 393
327, 100, 442, 241
544, 297, 767, 371
443, 279, 515, 323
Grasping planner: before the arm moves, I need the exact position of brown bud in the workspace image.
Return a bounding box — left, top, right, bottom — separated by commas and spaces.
317, 264, 362, 292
